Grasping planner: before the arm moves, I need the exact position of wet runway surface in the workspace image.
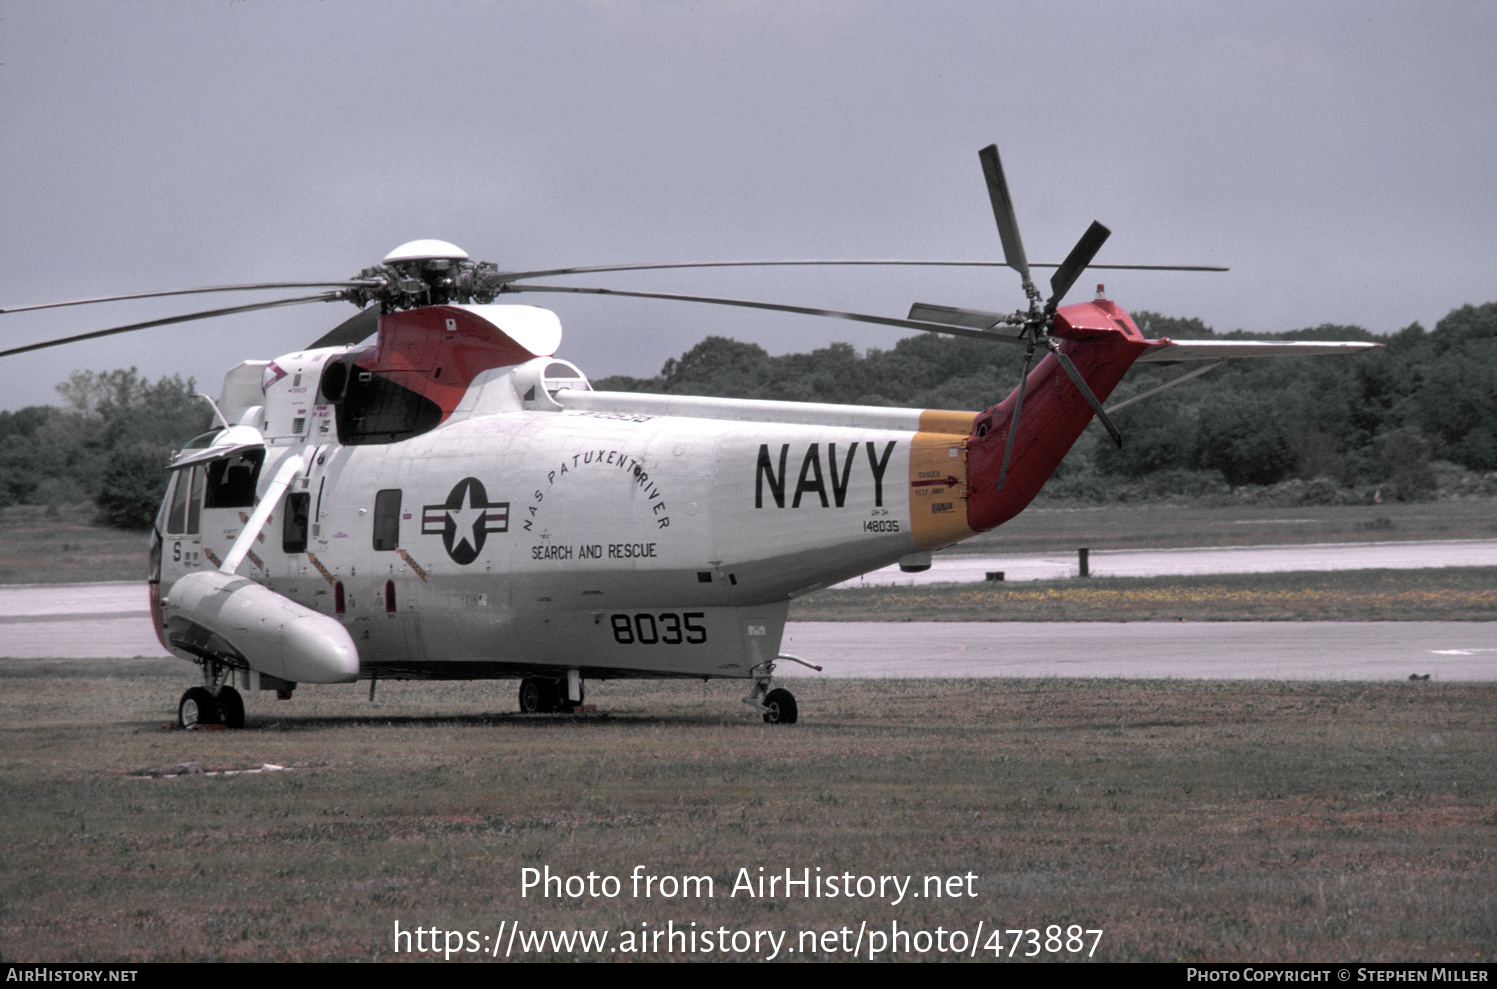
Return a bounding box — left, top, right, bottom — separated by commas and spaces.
2, 578, 1493, 680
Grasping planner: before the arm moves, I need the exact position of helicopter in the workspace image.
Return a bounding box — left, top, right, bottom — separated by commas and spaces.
1, 143, 1378, 728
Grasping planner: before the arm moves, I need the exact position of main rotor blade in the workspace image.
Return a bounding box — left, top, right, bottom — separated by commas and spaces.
309, 306, 379, 349
998, 346, 1036, 492
1080, 262, 1227, 272
495, 259, 1227, 282
978, 144, 1030, 279
507, 283, 1026, 345
0, 281, 376, 316
1049, 342, 1123, 448
0, 294, 342, 359
907, 303, 1012, 331
1048, 221, 1111, 308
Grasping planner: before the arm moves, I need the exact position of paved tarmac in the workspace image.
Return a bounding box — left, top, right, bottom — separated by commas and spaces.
1, 578, 1492, 680
838, 538, 1497, 586
0, 582, 164, 660
777, 622, 1497, 681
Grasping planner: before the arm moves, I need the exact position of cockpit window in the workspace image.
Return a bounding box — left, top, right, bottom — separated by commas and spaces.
165, 466, 206, 535
187, 467, 204, 535
166, 470, 190, 535
181, 429, 225, 450
204, 448, 265, 509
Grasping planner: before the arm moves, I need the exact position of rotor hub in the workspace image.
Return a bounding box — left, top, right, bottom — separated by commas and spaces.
343, 241, 510, 312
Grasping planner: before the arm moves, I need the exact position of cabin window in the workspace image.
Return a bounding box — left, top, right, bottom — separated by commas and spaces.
373, 489, 402, 551
204, 448, 265, 509
282, 492, 310, 553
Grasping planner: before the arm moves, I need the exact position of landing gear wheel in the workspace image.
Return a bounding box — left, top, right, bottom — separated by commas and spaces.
520, 678, 565, 714
217, 686, 245, 729
762, 687, 798, 725
178, 686, 220, 728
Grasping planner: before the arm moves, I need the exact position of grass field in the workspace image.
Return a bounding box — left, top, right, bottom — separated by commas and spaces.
1, 660, 1492, 962
790, 568, 1497, 622
0, 505, 151, 584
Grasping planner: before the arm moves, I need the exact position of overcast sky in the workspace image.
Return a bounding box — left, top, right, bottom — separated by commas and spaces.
2, 1, 1493, 410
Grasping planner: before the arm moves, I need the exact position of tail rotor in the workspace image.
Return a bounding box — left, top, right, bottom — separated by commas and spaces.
976, 144, 1122, 488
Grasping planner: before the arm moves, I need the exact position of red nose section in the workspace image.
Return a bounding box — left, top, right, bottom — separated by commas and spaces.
149, 580, 168, 651
965, 302, 1150, 533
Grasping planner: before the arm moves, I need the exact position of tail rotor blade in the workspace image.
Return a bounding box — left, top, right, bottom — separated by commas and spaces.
1050, 342, 1122, 448
997, 346, 1036, 491
978, 145, 1031, 282
1048, 221, 1111, 308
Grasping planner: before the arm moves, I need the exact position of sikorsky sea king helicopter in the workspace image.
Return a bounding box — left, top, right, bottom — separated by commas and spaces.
2, 144, 1377, 728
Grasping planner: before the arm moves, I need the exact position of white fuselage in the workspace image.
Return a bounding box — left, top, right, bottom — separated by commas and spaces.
156, 348, 975, 683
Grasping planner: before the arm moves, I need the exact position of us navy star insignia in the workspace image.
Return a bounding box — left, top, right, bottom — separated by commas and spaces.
422, 478, 509, 565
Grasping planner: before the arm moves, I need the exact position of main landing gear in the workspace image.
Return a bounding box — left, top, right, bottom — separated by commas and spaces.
177, 685, 245, 728
177, 661, 246, 729
518, 677, 584, 714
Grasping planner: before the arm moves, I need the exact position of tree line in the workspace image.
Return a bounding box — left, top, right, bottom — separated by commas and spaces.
2, 302, 1491, 529
0, 369, 213, 527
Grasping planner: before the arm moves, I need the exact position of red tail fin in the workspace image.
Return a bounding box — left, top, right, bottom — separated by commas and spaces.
965, 301, 1150, 532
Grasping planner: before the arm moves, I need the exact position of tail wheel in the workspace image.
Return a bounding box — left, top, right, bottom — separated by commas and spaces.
217, 686, 245, 729
762, 687, 798, 725
178, 686, 220, 728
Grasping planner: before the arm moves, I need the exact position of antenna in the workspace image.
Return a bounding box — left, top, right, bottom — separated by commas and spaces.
194, 392, 230, 430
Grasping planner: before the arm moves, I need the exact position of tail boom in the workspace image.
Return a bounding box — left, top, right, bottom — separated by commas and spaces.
965, 301, 1150, 532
